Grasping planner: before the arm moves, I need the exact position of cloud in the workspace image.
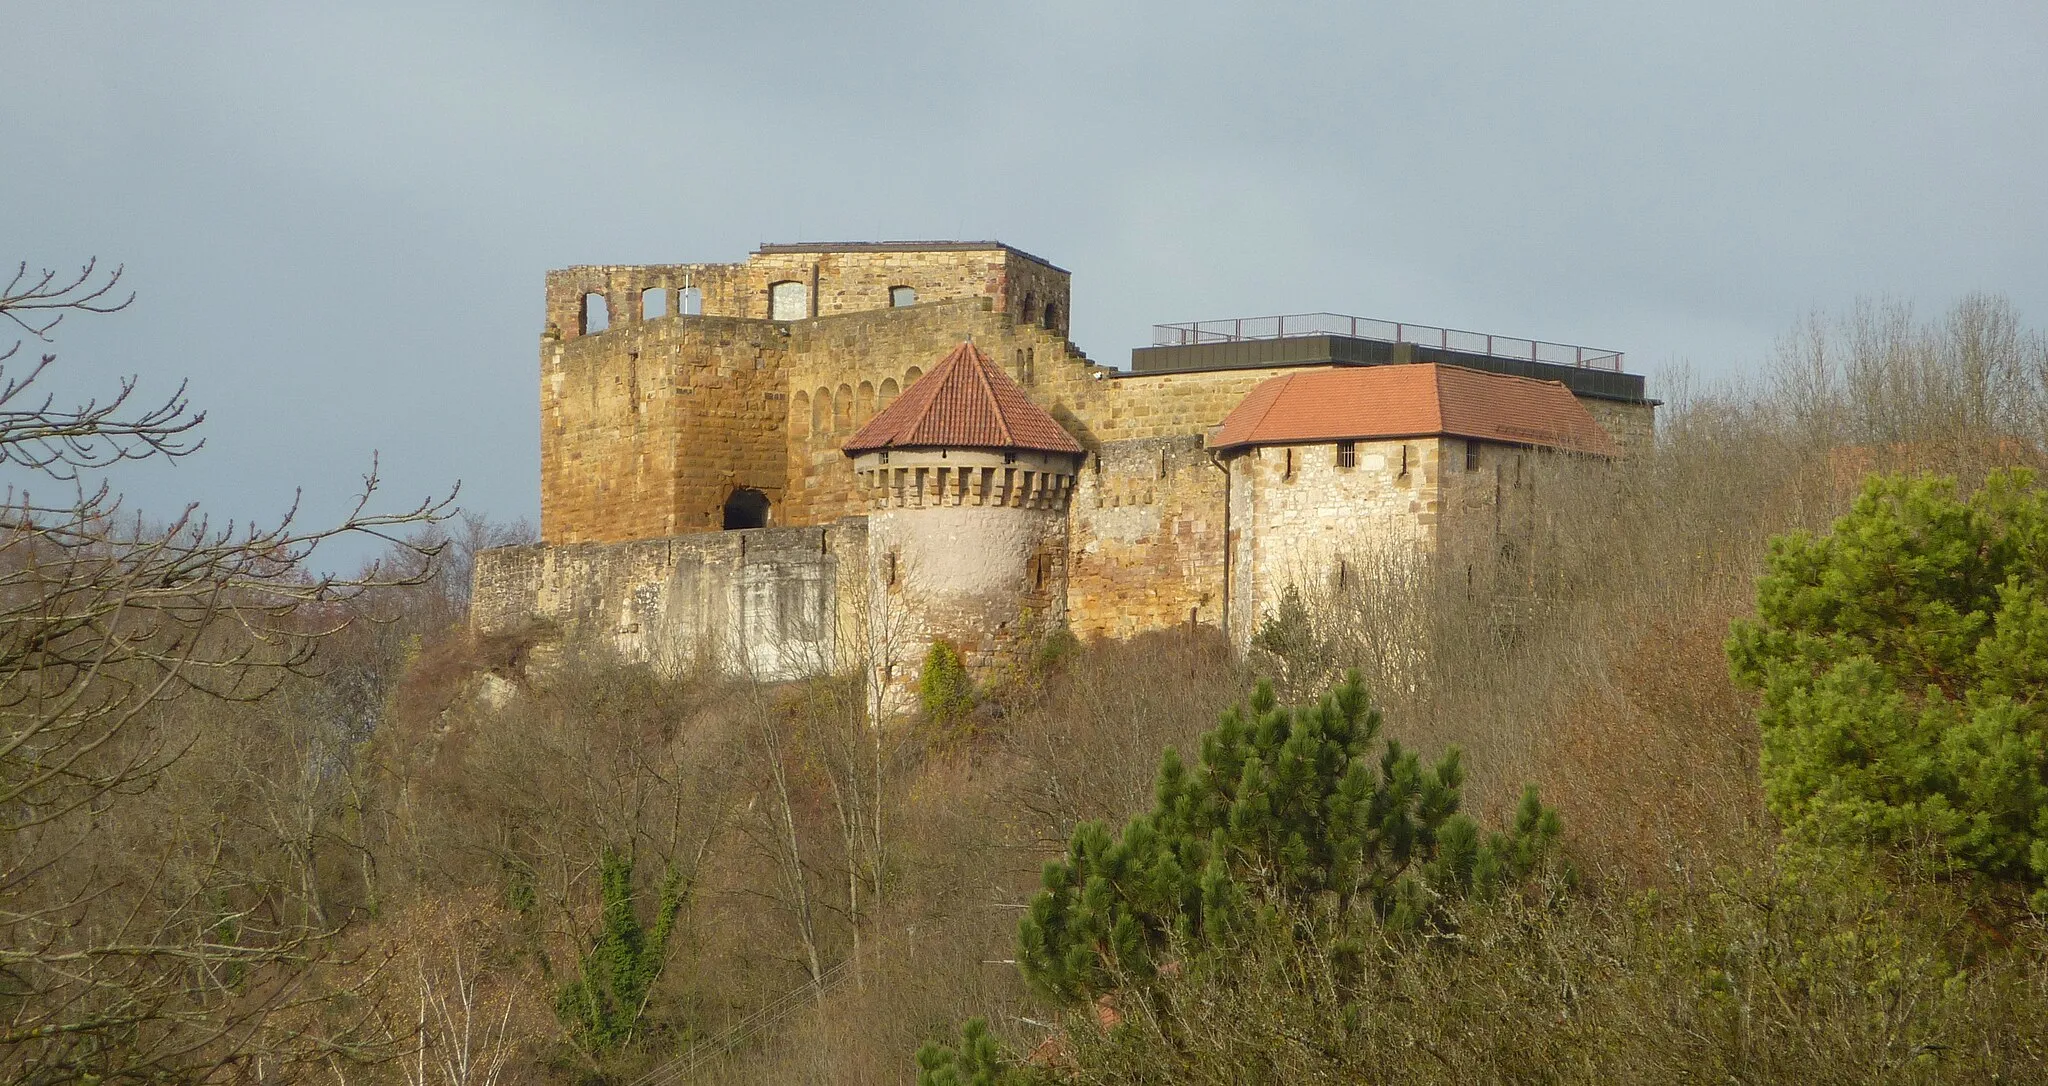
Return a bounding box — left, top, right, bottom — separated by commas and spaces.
4, 0, 2045, 567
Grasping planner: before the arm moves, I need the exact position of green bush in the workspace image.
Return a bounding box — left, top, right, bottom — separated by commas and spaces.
919, 640, 975, 724
1728, 470, 2048, 908
555, 848, 685, 1059
1248, 585, 1337, 701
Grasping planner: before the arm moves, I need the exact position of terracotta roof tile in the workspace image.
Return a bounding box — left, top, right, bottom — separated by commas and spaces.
1209, 364, 1619, 457
843, 341, 1083, 455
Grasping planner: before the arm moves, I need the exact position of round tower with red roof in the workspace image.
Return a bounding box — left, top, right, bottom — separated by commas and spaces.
842, 341, 1086, 704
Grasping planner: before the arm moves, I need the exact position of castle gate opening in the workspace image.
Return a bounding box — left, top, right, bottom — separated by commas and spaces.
723, 488, 771, 530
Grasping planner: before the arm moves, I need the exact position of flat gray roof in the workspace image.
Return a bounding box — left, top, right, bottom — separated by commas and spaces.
754, 240, 1068, 273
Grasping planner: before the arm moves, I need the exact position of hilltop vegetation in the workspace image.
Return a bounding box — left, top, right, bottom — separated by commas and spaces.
5, 278, 2048, 1084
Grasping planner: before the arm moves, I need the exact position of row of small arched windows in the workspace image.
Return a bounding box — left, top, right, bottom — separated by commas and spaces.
790, 367, 923, 442
1019, 292, 1062, 331
579, 287, 703, 334
578, 281, 949, 334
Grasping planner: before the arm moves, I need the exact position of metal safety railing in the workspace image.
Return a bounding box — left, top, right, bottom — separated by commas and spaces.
1151, 312, 1625, 372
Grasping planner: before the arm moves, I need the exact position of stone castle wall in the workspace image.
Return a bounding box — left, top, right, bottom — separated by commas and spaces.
1225, 437, 1446, 645
543, 246, 1068, 340
499, 243, 1659, 689
1066, 435, 1229, 640
472, 522, 867, 681
1581, 397, 1656, 455
539, 316, 788, 544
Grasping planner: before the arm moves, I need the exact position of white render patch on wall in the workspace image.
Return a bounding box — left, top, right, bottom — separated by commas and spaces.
471, 522, 867, 682
866, 503, 1068, 705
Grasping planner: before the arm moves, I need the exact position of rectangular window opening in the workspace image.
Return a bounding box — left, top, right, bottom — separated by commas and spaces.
1336, 440, 1356, 469
1465, 440, 1479, 471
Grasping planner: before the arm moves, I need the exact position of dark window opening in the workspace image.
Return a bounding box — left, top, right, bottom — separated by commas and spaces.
722, 488, 770, 530
886, 550, 899, 586
680, 286, 703, 315
582, 292, 609, 334
1336, 440, 1356, 469
1399, 444, 1410, 477
1004, 450, 1018, 464
890, 285, 917, 307
1465, 440, 1480, 471
1283, 448, 1294, 479
1021, 292, 1039, 324
643, 288, 667, 319
1042, 301, 1061, 331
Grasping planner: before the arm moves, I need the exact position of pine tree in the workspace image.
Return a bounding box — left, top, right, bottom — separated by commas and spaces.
1016, 670, 1560, 1005
915, 1018, 1037, 1086
1728, 469, 2048, 908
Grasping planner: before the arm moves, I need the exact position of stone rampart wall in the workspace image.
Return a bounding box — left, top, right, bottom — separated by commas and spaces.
473, 521, 867, 682
1067, 435, 1229, 640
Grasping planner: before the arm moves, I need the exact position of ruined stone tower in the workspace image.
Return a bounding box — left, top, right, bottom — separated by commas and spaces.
843, 342, 1085, 696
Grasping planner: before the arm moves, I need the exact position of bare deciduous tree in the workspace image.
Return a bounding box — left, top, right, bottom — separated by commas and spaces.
0, 260, 456, 1083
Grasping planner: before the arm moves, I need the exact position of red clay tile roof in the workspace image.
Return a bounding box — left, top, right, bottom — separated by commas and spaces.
843, 341, 1084, 455
1209, 363, 1619, 457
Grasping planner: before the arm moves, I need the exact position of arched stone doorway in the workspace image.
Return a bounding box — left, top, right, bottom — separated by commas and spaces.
723, 488, 770, 530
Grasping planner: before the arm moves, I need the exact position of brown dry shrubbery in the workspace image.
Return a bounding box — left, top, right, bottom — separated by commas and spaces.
1054, 850, 2048, 1085
21, 294, 2048, 1084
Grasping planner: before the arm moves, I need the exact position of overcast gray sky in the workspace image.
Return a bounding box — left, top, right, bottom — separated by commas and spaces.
8, 2, 2047, 563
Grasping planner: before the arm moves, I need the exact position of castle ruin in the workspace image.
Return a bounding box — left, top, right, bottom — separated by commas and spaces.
470, 241, 1654, 697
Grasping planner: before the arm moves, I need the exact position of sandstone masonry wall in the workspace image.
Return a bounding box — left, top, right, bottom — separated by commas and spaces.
1066, 435, 1229, 640
1226, 437, 1445, 646
540, 316, 789, 544
1582, 397, 1656, 454
544, 246, 1068, 339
